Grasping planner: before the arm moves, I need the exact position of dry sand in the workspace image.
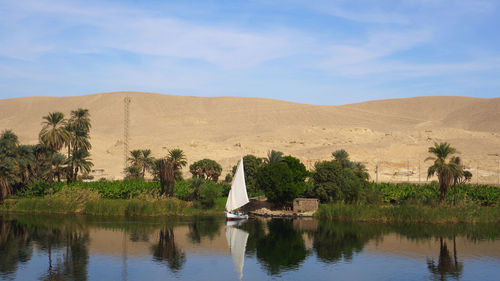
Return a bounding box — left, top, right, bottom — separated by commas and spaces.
0, 92, 499, 182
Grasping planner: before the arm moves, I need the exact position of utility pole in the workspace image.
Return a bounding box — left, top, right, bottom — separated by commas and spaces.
124, 97, 131, 173
375, 162, 379, 184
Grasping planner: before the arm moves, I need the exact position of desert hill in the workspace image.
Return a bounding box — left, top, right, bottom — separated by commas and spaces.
0, 92, 499, 182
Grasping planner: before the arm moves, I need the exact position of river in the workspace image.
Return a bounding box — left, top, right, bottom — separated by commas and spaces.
0, 214, 499, 280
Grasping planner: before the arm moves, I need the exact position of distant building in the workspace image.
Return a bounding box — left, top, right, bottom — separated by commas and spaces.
293, 198, 319, 213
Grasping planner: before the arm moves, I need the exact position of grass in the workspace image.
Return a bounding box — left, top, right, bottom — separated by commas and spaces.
315, 203, 500, 224
0, 197, 225, 217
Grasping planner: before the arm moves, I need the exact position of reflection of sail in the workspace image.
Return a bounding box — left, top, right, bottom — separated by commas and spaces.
226, 223, 249, 279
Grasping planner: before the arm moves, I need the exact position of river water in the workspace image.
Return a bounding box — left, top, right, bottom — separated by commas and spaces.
0, 214, 499, 281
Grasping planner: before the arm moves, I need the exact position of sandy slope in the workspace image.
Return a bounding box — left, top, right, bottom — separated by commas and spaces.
0, 92, 499, 182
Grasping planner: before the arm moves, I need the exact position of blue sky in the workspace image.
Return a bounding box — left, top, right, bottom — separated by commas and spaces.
0, 0, 499, 105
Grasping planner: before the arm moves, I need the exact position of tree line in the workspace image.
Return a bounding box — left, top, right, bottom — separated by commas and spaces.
1, 109, 92, 202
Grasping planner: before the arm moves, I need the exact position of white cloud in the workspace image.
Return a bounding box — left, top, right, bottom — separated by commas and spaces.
0, 0, 299, 68
320, 29, 432, 68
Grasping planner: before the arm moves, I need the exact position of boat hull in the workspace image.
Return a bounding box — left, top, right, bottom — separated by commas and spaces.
225, 212, 248, 220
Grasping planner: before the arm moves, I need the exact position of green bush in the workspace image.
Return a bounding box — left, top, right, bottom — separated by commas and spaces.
197, 181, 222, 209
256, 156, 307, 206
189, 159, 222, 181
18, 181, 64, 197
371, 183, 499, 206
309, 160, 370, 203
174, 180, 195, 200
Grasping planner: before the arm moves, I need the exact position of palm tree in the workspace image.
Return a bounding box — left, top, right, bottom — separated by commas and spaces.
39, 112, 71, 188
0, 130, 19, 156
426, 142, 461, 203
265, 150, 284, 164
159, 158, 175, 196
71, 149, 93, 182
70, 109, 91, 132
66, 109, 91, 183
0, 155, 16, 203
52, 153, 67, 183
127, 149, 154, 180
128, 150, 142, 167
332, 149, 350, 168
0, 130, 20, 201
140, 150, 154, 179
125, 165, 141, 180
353, 162, 370, 181
167, 148, 187, 180
16, 145, 37, 185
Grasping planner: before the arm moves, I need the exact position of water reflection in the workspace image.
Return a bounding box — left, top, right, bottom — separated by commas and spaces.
0, 215, 89, 281
151, 226, 186, 272
255, 220, 309, 275
312, 221, 383, 263
187, 216, 222, 244
427, 237, 463, 281
0, 219, 33, 276
0, 214, 498, 280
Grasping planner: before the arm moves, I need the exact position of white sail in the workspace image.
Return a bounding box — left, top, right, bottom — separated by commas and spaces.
225, 158, 249, 212
226, 223, 249, 279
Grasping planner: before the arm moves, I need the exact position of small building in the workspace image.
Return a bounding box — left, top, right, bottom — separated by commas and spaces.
293, 198, 319, 213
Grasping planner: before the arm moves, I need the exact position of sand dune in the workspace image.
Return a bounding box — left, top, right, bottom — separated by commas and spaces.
0, 92, 499, 182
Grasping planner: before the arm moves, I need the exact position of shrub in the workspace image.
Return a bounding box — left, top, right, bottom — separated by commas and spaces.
197, 181, 222, 209
18, 181, 64, 197
174, 180, 195, 201
189, 159, 222, 181
256, 156, 307, 206
371, 183, 499, 206
309, 160, 369, 203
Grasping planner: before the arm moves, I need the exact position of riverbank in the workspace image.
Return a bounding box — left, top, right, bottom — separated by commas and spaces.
2, 197, 499, 223
315, 203, 500, 224
0, 197, 226, 217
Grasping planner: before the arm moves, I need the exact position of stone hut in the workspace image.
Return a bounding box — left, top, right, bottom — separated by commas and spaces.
293, 198, 319, 212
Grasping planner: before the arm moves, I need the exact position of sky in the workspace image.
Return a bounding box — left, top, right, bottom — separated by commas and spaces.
0, 0, 499, 105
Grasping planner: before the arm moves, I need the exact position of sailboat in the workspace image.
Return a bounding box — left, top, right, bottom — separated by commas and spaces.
225, 157, 250, 220
226, 220, 249, 280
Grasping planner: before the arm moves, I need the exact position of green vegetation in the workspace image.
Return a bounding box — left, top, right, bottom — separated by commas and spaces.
257, 155, 308, 206
315, 203, 500, 224
373, 183, 499, 206
189, 158, 222, 181
0, 109, 94, 203
125, 149, 154, 180
426, 142, 464, 204
0, 183, 229, 216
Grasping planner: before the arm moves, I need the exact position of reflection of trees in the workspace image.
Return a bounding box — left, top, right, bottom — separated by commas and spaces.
427, 237, 463, 281
0, 219, 33, 278
38, 231, 90, 281
312, 221, 381, 263
187, 216, 223, 244
239, 219, 266, 255
0, 216, 90, 281
256, 220, 308, 275
151, 226, 186, 272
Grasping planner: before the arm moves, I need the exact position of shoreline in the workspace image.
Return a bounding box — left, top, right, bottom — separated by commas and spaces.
2, 198, 498, 224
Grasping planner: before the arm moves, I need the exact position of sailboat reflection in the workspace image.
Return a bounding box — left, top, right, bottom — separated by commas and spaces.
226, 220, 249, 280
